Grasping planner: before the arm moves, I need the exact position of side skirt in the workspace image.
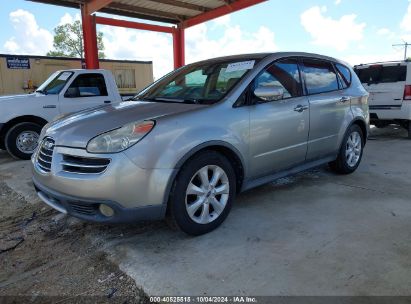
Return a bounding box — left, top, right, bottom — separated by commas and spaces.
241, 155, 336, 192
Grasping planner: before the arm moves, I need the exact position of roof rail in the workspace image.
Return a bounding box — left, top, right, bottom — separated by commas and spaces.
354, 59, 409, 67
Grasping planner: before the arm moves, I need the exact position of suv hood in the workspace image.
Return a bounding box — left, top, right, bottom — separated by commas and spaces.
45, 100, 206, 148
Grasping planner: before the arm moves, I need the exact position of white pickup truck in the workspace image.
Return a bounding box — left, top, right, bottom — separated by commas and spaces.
0, 69, 132, 159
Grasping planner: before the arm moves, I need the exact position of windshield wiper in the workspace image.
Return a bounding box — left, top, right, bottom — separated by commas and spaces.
35, 89, 48, 95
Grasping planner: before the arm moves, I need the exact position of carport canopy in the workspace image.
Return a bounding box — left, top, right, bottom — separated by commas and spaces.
27, 0, 267, 70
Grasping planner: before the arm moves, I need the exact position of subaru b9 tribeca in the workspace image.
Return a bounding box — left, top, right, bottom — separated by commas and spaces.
32, 52, 369, 235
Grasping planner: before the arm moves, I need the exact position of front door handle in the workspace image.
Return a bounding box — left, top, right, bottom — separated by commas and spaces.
340, 96, 351, 103
104, 100, 111, 104
294, 105, 308, 113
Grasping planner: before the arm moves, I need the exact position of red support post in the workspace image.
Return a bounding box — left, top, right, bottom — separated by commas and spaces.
81, 4, 99, 69
173, 25, 185, 69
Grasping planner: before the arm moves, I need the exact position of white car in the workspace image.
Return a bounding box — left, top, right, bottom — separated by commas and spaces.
0, 69, 126, 159
354, 60, 411, 137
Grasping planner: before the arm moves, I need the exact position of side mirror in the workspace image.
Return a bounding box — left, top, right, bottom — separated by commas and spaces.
65, 87, 79, 98
254, 85, 284, 102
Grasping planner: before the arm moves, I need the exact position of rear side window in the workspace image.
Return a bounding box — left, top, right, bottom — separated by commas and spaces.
301, 59, 339, 95
66, 73, 108, 97
354, 65, 406, 84
335, 63, 352, 89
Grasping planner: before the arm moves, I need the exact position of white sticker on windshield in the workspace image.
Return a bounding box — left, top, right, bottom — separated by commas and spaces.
58, 72, 71, 81
225, 60, 255, 73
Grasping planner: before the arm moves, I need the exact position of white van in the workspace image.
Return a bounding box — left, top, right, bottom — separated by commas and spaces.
354, 60, 411, 137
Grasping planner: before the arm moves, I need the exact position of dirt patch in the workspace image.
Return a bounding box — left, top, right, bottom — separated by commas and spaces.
0, 181, 150, 303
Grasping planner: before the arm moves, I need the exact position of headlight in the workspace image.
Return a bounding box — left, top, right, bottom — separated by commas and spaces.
86, 120, 155, 153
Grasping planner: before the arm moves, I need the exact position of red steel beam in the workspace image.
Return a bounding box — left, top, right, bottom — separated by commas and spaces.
172, 25, 185, 68
95, 16, 174, 34
85, 0, 113, 15
81, 4, 99, 69
182, 0, 267, 29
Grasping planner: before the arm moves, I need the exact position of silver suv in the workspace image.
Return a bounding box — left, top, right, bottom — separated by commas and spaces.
32, 52, 369, 235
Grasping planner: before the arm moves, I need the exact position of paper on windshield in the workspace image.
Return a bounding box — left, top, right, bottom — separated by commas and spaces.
225, 60, 255, 73
58, 72, 72, 81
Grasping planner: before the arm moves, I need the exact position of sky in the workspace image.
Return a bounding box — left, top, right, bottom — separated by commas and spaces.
0, 0, 410, 79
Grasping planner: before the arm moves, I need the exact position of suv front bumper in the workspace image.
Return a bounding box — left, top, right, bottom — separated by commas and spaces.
33, 179, 166, 223
32, 145, 176, 223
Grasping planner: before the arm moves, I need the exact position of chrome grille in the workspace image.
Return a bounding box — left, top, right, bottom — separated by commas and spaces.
36, 138, 55, 172
61, 155, 110, 174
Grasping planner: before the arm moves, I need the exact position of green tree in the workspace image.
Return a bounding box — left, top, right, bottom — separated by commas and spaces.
47, 20, 105, 59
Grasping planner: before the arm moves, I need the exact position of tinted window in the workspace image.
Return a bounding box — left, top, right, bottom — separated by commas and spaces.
302, 59, 339, 94
354, 65, 406, 84
253, 59, 302, 102
335, 63, 351, 89
66, 73, 108, 97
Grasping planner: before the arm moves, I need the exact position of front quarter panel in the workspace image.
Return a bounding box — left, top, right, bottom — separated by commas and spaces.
123, 103, 250, 174
0, 94, 59, 123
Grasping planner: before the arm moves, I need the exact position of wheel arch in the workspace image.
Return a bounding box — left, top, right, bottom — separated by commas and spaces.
166, 141, 246, 204
350, 118, 368, 144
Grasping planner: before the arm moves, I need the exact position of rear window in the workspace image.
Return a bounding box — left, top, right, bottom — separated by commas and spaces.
354, 65, 406, 84
335, 63, 352, 89
301, 59, 339, 95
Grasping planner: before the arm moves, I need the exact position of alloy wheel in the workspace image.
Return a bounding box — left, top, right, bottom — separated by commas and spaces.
185, 165, 230, 224
345, 131, 362, 167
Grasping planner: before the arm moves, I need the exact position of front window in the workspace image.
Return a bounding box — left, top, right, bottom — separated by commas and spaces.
36, 71, 74, 95
253, 59, 303, 103
134, 59, 259, 105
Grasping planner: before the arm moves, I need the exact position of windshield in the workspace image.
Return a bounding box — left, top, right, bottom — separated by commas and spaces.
135, 59, 258, 104
36, 71, 74, 95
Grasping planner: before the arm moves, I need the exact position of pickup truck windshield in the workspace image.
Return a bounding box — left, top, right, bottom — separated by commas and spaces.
36, 71, 74, 95
135, 59, 259, 104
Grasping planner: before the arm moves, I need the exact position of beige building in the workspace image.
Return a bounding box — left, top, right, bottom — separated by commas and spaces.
0, 54, 153, 96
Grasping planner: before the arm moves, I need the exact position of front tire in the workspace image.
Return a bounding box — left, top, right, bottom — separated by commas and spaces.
5, 122, 42, 160
329, 124, 364, 174
168, 151, 236, 236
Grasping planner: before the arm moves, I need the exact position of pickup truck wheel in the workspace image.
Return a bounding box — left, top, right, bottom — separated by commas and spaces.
329, 124, 364, 174
168, 151, 236, 236
5, 122, 42, 160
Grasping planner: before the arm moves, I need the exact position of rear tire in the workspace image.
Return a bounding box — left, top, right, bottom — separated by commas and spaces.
329, 124, 364, 174
5, 122, 42, 160
167, 151, 236, 236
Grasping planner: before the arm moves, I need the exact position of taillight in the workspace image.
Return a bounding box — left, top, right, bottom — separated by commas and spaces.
404, 85, 411, 101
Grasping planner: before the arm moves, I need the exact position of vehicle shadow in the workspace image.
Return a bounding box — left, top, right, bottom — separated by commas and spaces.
368, 125, 409, 140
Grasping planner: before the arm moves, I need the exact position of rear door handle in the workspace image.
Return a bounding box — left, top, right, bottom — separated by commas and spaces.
340, 96, 351, 103
104, 100, 111, 104
294, 105, 308, 112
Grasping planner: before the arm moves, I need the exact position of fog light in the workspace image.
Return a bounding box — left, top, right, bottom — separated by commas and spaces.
99, 204, 114, 217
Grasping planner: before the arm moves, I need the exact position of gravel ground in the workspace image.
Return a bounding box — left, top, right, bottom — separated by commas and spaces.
0, 177, 150, 304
